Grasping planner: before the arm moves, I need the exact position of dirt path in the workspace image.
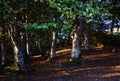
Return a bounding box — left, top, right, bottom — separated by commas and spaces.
1, 46, 120, 81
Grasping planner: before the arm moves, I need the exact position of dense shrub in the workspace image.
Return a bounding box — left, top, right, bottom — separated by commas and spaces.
91, 31, 120, 47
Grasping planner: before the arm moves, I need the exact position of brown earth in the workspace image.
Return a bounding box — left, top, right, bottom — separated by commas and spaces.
0, 46, 120, 81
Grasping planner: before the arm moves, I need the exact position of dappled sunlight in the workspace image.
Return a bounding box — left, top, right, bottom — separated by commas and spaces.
31, 55, 42, 58
56, 48, 71, 54
83, 53, 120, 60
55, 70, 70, 76
72, 65, 120, 73
40, 65, 120, 79
91, 44, 104, 49
70, 65, 120, 79
2, 47, 119, 81
100, 72, 120, 78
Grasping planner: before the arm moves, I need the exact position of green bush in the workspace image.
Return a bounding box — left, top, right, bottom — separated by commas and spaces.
91, 31, 120, 47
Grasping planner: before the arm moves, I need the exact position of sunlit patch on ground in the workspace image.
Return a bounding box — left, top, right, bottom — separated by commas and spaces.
56, 48, 71, 54
31, 55, 42, 58
91, 44, 104, 50
84, 53, 120, 60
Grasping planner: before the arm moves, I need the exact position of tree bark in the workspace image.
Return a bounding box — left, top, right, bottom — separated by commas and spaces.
83, 25, 90, 50
71, 18, 86, 59
9, 26, 25, 69
26, 34, 32, 55
38, 40, 42, 52
50, 31, 57, 58
21, 32, 27, 56
71, 32, 81, 59
110, 19, 114, 35
1, 26, 6, 66
12, 38, 25, 69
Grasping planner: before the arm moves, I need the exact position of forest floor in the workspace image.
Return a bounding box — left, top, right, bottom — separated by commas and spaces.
0, 45, 120, 81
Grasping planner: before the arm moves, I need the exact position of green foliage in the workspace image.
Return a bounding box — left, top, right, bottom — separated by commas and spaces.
23, 22, 58, 31
91, 31, 120, 47
1, 0, 119, 72
57, 38, 71, 47
47, 0, 111, 23
113, 32, 120, 36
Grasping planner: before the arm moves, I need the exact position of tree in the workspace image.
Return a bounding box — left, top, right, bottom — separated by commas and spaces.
0, 0, 27, 69
0, 0, 11, 67
23, 0, 62, 58
47, 0, 111, 59
50, 31, 57, 58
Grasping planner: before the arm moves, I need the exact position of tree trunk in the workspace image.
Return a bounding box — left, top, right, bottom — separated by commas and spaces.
26, 34, 32, 55
71, 18, 86, 59
1, 27, 6, 66
83, 25, 90, 50
38, 41, 41, 52
111, 19, 114, 35
71, 32, 81, 59
9, 26, 25, 69
12, 38, 25, 69
21, 33, 27, 56
50, 31, 57, 58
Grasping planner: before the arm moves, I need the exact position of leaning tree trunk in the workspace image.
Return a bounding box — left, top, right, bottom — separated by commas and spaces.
50, 31, 57, 58
71, 18, 86, 59
12, 39, 25, 69
9, 26, 25, 69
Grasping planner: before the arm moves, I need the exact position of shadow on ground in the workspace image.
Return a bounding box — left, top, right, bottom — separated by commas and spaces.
0, 46, 120, 81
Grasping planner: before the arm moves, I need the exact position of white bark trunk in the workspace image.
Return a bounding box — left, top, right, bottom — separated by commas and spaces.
26, 40, 29, 55
13, 42, 19, 67
26, 34, 31, 55
71, 33, 81, 59
12, 38, 25, 69
71, 18, 86, 59
50, 31, 57, 58
9, 27, 25, 69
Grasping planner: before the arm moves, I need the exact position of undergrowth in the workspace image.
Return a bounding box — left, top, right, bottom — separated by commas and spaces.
62, 58, 84, 67
0, 66, 27, 81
